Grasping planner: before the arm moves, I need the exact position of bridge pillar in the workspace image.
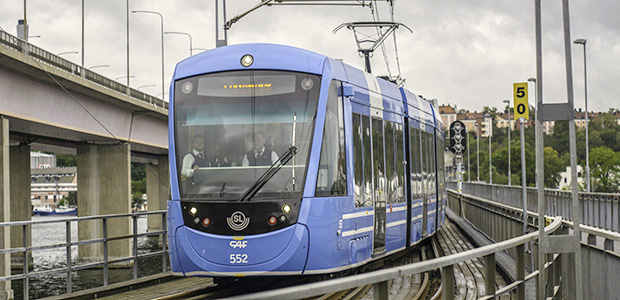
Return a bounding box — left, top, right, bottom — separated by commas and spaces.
0, 117, 14, 300
77, 143, 131, 263
9, 143, 32, 267
146, 155, 169, 246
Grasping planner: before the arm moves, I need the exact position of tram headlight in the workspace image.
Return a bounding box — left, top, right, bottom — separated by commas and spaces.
282, 204, 291, 214
189, 206, 198, 216
240, 54, 254, 67
181, 82, 193, 94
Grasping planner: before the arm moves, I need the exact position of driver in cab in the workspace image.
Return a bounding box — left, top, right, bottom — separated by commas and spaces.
182, 134, 211, 181
242, 131, 279, 166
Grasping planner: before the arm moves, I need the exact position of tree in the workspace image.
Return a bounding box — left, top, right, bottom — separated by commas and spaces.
66, 191, 77, 206
543, 147, 564, 189
56, 153, 77, 167
589, 146, 620, 193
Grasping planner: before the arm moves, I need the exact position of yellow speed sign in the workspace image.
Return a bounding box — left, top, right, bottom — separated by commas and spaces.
513, 82, 529, 120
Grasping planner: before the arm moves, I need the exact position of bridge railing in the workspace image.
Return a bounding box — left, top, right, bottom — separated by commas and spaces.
226, 216, 564, 300
0, 210, 167, 300
0, 29, 168, 110
447, 181, 620, 233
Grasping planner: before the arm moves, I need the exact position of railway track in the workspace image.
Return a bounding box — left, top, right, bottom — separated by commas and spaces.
435, 221, 512, 300
94, 219, 512, 300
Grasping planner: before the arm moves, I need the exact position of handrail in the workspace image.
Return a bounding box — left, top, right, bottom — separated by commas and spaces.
0, 29, 168, 111
0, 210, 168, 300
224, 217, 563, 300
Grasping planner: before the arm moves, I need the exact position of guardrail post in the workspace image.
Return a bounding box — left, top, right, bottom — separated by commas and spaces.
66, 221, 72, 294
516, 244, 525, 300
23, 224, 29, 300
133, 214, 138, 280
102, 217, 109, 286
161, 212, 167, 273
484, 253, 496, 297
442, 265, 454, 300
373, 280, 388, 300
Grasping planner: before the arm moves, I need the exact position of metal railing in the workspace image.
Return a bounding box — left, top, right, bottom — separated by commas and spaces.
225, 217, 564, 300
0, 29, 168, 110
447, 181, 620, 233
0, 210, 167, 300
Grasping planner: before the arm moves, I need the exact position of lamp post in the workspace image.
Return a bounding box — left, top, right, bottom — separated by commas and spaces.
476, 122, 480, 181
115, 75, 135, 82
528, 77, 537, 186
165, 31, 193, 56
503, 99, 511, 185
57, 51, 79, 57
87, 64, 109, 70
574, 38, 590, 192
133, 10, 165, 105
467, 128, 471, 182
486, 113, 492, 184
138, 84, 156, 90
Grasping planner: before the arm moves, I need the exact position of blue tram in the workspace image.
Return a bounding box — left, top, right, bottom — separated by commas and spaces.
167, 43, 446, 277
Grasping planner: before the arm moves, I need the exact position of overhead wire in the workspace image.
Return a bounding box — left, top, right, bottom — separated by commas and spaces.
370, 0, 393, 78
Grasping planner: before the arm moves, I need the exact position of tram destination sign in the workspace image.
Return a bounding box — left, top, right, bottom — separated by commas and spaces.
449, 120, 467, 155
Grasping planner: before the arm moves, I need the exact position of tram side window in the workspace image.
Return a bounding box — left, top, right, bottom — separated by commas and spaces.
316, 81, 347, 196
395, 123, 405, 203
352, 113, 364, 207
420, 131, 429, 199
362, 115, 373, 207
372, 118, 386, 206
436, 131, 445, 194
409, 125, 421, 200
384, 121, 396, 204
429, 132, 436, 196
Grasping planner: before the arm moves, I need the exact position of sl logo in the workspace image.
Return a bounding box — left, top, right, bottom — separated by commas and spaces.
227, 211, 250, 231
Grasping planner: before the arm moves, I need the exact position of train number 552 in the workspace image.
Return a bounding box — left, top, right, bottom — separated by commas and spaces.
229, 254, 248, 264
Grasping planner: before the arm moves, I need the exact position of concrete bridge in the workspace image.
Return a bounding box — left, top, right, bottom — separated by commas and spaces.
0, 28, 170, 297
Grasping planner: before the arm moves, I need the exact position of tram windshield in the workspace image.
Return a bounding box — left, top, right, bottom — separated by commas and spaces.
174, 70, 320, 201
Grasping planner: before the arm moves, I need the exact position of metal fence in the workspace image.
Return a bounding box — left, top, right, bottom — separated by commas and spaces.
0, 29, 168, 110
447, 182, 620, 233
225, 217, 563, 300
0, 211, 167, 300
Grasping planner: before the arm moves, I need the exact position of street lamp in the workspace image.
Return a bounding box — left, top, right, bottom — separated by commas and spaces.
485, 113, 492, 184
138, 84, 156, 90
528, 77, 537, 187
165, 31, 193, 56
57, 51, 79, 57
476, 122, 480, 181
88, 64, 109, 70
133, 10, 165, 105
503, 99, 511, 185
574, 38, 590, 192
115, 75, 135, 82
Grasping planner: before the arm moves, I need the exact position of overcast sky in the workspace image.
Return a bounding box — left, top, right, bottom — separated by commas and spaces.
1, 0, 619, 113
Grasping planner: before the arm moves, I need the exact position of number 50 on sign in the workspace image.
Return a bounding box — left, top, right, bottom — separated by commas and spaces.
513, 82, 529, 120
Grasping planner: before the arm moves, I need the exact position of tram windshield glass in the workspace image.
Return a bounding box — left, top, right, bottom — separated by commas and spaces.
174, 70, 320, 201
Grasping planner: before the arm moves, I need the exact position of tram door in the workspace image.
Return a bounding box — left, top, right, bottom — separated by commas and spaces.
371, 118, 386, 254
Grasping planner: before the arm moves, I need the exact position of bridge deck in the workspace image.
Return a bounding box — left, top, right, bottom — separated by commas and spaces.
99, 277, 212, 300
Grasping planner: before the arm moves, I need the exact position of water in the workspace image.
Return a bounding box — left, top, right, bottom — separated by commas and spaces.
11, 215, 168, 299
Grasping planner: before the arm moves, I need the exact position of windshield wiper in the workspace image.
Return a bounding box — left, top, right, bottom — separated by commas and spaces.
239, 146, 297, 202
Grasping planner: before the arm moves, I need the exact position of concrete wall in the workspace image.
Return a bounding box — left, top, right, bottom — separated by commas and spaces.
77, 143, 131, 262
147, 155, 169, 245
10, 143, 31, 265
0, 117, 13, 300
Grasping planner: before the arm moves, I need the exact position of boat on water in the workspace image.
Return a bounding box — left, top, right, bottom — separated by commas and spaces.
33, 205, 77, 216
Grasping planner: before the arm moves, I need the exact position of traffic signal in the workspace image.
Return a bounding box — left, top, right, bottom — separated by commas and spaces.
449, 120, 467, 155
